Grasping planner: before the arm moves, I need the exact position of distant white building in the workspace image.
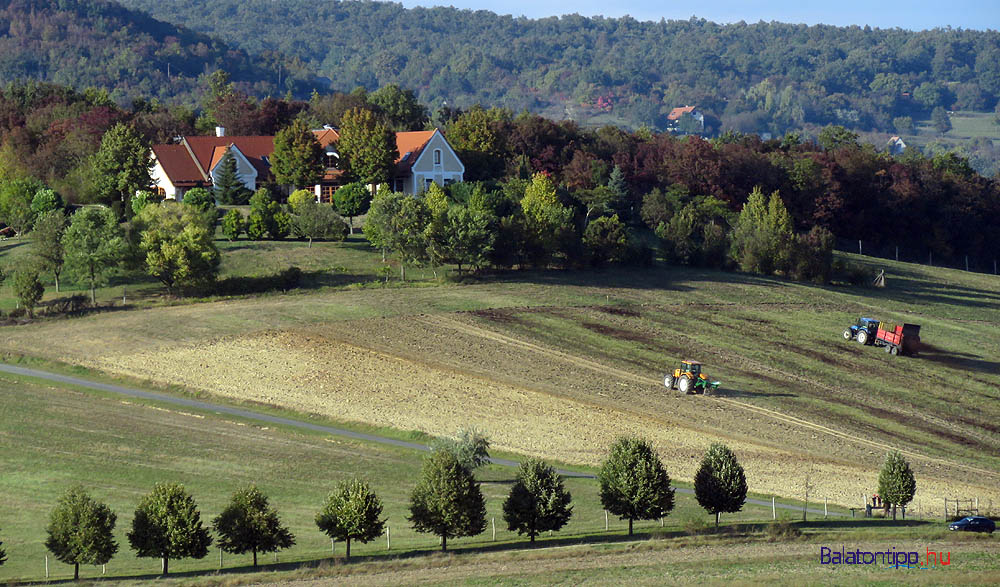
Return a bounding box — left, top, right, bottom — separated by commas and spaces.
887, 136, 907, 156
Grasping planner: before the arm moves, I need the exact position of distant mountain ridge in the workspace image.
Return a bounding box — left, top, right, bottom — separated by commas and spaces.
0, 0, 322, 103
116, 0, 1000, 133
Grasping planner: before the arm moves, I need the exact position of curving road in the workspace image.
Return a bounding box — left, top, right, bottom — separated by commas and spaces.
0, 362, 845, 517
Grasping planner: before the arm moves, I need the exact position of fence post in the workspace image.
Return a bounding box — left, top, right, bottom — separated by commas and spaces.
944, 498, 947, 520
219, 547, 223, 569
492, 516, 496, 541
824, 498, 828, 519
858, 240, 862, 255
387, 525, 390, 550
966, 256, 969, 272
605, 510, 609, 531
929, 251, 933, 266
895, 246, 898, 262
45, 555, 49, 578
772, 496, 776, 520
331, 538, 335, 554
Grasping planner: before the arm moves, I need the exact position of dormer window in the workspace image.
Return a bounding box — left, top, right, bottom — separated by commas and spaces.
433, 149, 441, 165
324, 152, 338, 169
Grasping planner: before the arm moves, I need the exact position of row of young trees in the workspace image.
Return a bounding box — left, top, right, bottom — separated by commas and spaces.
0, 442, 919, 579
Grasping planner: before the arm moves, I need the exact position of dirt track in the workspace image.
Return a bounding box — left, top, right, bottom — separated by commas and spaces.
76, 309, 999, 509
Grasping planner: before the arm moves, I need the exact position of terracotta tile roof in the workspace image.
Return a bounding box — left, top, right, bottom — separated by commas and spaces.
183, 135, 275, 179
667, 106, 697, 120
152, 144, 206, 186
394, 130, 435, 175
313, 128, 340, 148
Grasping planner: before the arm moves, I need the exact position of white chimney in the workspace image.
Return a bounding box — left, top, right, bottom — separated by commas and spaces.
215, 126, 226, 137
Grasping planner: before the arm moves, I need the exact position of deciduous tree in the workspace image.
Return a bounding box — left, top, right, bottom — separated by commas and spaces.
291, 200, 347, 246
128, 483, 212, 575
12, 266, 44, 317
91, 123, 152, 217
315, 479, 386, 559
271, 120, 324, 188
221, 208, 245, 241
213, 485, 295, 568
338, 108, 397, 187
62, 206, 126, 304
598, 437, 675, 535
32, 209, 68, 292
430, 427, 491, 472
502, 458, 573, 542
408, 450, 487, 551
694, 443, 748, 527
878, 451, 916, 520
138, 204, 220, 294
45, 486, 118, 581
333, 182, 371, 234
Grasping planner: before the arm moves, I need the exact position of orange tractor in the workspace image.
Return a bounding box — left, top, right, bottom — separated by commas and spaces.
664, 360, 720, 394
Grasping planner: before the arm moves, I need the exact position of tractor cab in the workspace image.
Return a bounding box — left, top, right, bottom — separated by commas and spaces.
681, 360, 703, 378
844, 317, 880, 345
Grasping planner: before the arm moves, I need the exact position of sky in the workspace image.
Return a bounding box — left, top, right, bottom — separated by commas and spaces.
397, 1, 999, 31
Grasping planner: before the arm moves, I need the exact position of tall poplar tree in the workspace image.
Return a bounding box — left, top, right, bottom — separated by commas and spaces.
878, 451, 916, 520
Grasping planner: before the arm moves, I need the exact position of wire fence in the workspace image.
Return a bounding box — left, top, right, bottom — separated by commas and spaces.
835, 238, 999, 275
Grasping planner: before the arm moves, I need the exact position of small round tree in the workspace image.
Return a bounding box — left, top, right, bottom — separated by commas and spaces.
127, 483, 212, 575
315, 479, 386, 559
430, 427, 491, 472
332, 182, 371, 235
45, 486, 118, 580
598, 436, 675, 535
878, 451, 916, 520
213, 485, 294, 568
408, 449, 487, 551
502, 458, 573, 542
694, 443, 748, 527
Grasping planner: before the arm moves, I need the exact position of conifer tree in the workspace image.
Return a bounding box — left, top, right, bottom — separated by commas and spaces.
213, 150, 251, 204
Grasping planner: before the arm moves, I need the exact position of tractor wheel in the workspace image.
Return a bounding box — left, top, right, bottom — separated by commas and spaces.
664, 374, 675, 389
678, 376, 693, 394
843, 329, 853, 340
857, 330, 869, 345
890, 346, 899, 356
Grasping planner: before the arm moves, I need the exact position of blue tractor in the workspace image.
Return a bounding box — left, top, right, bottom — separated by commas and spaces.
843, 317, 879, 345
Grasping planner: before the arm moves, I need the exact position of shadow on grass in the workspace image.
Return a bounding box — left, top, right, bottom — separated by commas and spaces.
917, 343, 1000, 377
714, 387, 796, 399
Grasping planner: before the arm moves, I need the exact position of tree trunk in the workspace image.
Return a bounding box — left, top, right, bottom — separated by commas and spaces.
54, 271, 60, 293
89, 279, 96, 305
628, 518, 633, 535
892, 505, 897, 520
308, 237, 313, 248
530, 533, 535, 543
162, 556, 168, 575
346, 537, 351, 559
400, 263, 405, 281
253, 548, 257, 568
348, 216, 354, 235
441, 535, 447, 552
74, 562, 79, 580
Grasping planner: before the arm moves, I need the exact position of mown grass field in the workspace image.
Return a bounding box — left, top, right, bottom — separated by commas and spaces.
1, 228, 998, 583
0, 370, 879, 583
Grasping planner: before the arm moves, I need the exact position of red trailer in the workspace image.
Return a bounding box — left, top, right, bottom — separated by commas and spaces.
875, 322, 921, 356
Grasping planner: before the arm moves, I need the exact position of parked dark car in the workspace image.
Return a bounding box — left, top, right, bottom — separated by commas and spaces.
948, 516, 995, 533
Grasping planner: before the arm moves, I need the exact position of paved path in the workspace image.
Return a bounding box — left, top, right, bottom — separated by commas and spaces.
0, 363, 846, 517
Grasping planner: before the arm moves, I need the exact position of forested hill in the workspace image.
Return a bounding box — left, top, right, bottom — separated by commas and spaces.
117, 0, 1000, 133
0, 0, 322, 103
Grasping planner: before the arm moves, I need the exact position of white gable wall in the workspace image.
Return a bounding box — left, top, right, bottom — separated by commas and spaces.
408, 131, 465, 194
150, 157, 179, 199
209, 145, 257, 192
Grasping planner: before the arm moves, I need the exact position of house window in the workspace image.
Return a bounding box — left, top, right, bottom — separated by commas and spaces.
443, 178, 454, 186
324, 153, 338, 169
433, 149, 441, 165
424, 178, 433, 192
321, 185, 336, 203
